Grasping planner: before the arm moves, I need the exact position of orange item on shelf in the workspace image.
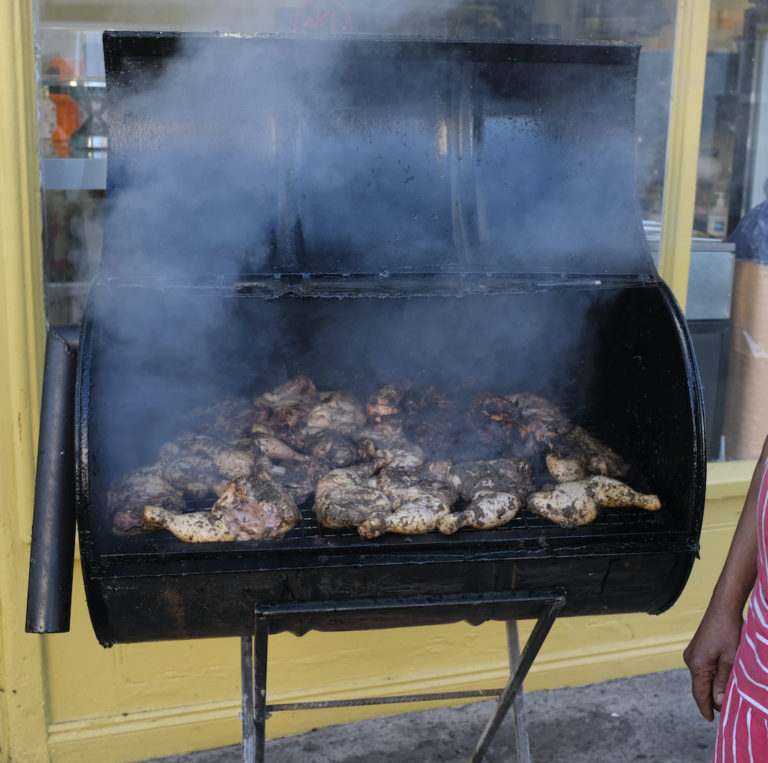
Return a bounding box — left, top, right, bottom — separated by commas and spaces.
48, 58, 83, 158
49, 93, 81, 158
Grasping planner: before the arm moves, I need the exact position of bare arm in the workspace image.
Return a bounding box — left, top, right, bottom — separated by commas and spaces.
683, 435, 768, 721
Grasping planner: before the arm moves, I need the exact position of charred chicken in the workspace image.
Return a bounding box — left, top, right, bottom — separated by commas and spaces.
142, 472, 300, 542
109, 375, 661, 541
527, 476, 661, 528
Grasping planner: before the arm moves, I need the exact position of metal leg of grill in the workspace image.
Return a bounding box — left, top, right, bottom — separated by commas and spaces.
506, 620, 532, 763
239, 591, 564, 763
241, 615, 269, 763
470, 597, 565, 763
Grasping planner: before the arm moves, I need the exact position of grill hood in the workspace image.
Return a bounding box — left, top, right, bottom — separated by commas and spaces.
102, 32, 653, 278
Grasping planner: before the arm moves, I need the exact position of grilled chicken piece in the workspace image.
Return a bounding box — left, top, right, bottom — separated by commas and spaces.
357, 418, 408, 448
201, 440, 257, 484
358, 463, 459, 539
438, 458, 533, 534
109, 464, 185, 534
400, 386, 465, 460
159, 434, 256, 498
470, 393, 521, 427
303, 429, 366, 467
143, 472, 300, 542
374, 462, 456, 506
313, 463, 393, 529
527, 475, 661, 528
373, 444, 425, 471
254, 374, 319, 430
142, 505, 235, 542
356, 419, 425, 470
160, 433, 255, 468
251, 423, 363, 469
366, 383, 409, 422
545, 425, 628, 482
438, 491, 521, 535
466, 393, 523, 456
358, 488, 454, 539
250, 424, 310, 462
403, 385, 455, 415
506, 393, 569, 427
212, 472, 300, 538
505, 392, 571, 454
407, 418, 462, 460
449, 458, 533, 496
307, 390, 367, 436
263, 456, 329, 504
182, 395, 263, 442
544, 452, 586, 482
255, 374, 318, 408
160, 453, 221, 500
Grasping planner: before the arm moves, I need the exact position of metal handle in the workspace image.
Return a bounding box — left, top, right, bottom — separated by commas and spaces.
25, 325, 80, 633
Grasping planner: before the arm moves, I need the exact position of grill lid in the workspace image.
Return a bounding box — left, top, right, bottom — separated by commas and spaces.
102, 32, 652, 278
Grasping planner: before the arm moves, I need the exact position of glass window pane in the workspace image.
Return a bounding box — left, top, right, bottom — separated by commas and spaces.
702, 1, 768, 462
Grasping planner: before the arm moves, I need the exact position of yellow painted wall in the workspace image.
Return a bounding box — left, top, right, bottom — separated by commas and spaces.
0, 0, 49, 760
1, 1, 745, 761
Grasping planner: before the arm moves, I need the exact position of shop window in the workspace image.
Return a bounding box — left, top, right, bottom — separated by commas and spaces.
697, 1, 768, 461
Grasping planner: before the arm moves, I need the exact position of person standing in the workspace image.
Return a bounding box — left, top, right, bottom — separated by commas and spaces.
685, 435, 768, 760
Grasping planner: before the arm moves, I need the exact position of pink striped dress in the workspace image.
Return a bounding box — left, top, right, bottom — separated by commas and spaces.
715, 457, 768, 762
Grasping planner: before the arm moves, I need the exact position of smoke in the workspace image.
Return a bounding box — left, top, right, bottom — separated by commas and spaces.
89, 16, 659, 492
102, 30, 651, 277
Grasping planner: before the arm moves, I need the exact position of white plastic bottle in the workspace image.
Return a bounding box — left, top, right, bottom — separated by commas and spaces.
707, 192, 728, 238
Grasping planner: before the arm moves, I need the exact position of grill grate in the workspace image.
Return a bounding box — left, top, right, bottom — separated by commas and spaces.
101, 491, 676, 563
300, 500, 669, 540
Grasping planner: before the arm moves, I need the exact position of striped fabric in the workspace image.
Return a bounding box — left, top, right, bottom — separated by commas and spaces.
715, 461, 768, 762
715, 672, 768, 762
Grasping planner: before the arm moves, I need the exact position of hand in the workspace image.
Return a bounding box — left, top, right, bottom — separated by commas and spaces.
683, 604, 743, 722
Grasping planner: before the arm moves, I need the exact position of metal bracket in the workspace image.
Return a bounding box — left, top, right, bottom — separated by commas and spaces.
240, 589, 565, 763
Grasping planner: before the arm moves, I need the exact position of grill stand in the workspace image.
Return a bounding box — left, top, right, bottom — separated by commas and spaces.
505, 620, 532, 763
240, 590, 565, 763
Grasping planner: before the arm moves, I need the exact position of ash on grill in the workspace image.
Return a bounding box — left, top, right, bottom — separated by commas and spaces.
110, 375, 661, 543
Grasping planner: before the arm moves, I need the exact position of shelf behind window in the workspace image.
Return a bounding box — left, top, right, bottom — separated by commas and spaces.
41, 157, 106, 190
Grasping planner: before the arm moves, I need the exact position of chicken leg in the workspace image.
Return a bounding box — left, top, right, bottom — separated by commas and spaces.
143, 472, 300, 542
527, 476, 661, 528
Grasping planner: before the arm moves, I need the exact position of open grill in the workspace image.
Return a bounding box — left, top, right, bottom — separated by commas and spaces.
28, 32, 705, 649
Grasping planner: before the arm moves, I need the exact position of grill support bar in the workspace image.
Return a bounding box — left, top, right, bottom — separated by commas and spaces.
240, 590, 565, 763
470, 595, 564, 762
506, 619, 532, 763
241, 616, 268, 762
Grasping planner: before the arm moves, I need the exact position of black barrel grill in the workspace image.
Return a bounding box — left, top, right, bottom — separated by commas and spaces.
27, 31, 706, 761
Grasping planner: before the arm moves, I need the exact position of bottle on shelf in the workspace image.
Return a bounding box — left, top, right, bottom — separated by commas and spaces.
706, 191, 728, 238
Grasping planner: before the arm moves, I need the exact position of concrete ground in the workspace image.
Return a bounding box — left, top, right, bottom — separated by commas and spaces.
140, 669, 718, 763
